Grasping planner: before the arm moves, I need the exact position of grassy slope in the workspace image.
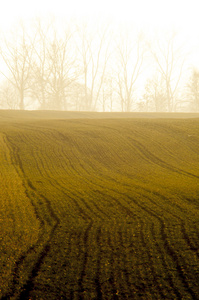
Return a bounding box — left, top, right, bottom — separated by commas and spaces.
0, 111, 199, 299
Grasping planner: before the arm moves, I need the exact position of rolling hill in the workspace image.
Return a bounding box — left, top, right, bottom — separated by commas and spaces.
0, 111, 199, 299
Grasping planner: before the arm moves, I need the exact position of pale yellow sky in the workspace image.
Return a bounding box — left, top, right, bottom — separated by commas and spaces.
0, 0, 199, 67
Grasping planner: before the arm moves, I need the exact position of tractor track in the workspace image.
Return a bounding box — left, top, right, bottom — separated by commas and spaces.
1, 118, 199, 299
2, 134, 61, 300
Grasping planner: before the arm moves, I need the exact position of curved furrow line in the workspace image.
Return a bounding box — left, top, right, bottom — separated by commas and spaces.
106, 235, 120, 300
51, 170, 105, 220
128, 137, 199, 179
128, 120, 199, 164
27, 179, 60, 225
94, 227, 103, 300
135, 221, 167, 299
105, 175, 199, 257
67, 230, 83, 300
1, 136, 47, 299
107, 228, 141, 299
124, 194, 197, 299
124, 187, 199, 256
3, 135, 47, 230
56, 151, 191, 226
45, 131, 80, 178
3, 134, 62, 299
32, 162, 96, 221
45, 176, 105, 221
15, 181, 61, 299
1, 230, 46, 300
41, 176, 95, 222
30, 152, 114, 221
150, 223, 183, 300
13, 132, 96, 222
95, 189, 138, 220
17, 222, 59, 300
58, 173, 138, 221
78, 121, 199, 180
25, 134, 108, 221
132, 121, 199, 163
46, 154, 115, 219
88, 199, 110, 219
77, 220, 93, 298
59, 230, 77, 299
159, 221, 198, 299
147, 190, 198, 219
180, 223, 199, 258
71, 163, 198, 267
78, 196, 104, 221
88, 165, 198, 222
50, 160, 140, 221
31, 133, 199, 253
117, 228, 141, 297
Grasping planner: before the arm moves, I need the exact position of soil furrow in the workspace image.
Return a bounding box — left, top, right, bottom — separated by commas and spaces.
95, 227, 103, 300
77, 220, 93, 298
3, 133, 61, 299
125, 195, 195, 298
129, 137, 199, 179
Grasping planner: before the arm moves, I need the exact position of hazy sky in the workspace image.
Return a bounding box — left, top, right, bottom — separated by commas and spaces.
0, 0, 199, 68
1, 0, 198, 31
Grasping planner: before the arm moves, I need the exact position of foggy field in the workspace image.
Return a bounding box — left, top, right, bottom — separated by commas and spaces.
0, 111, 199, 299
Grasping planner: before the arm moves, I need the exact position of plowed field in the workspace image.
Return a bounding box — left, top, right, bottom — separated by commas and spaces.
0, 112, 199, 299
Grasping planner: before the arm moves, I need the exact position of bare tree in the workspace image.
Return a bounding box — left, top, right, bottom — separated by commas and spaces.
141, 74, 167, 112
31, 19, 78, 110
0, 79, 19, 109
186, 68, 199, 112
100, 74, 116, 112
76, 22, 111, 111
148, 31, 186, 112
30, 18, 53, 109
115, 29, 145, 112
0, 22, 35, 110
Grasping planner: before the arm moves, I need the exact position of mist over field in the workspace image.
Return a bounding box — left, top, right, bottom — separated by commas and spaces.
0, 1, 199, 112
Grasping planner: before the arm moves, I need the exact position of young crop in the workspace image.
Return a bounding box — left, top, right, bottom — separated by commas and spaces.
0, 112, 199, 299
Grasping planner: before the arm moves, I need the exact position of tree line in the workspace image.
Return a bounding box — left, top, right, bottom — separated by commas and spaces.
0, 18, 198, 112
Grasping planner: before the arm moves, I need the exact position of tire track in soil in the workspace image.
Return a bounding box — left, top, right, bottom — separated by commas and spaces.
14, 130, 94, 222
16, 185, 61, 299
3, 134, 61, 300
48, 129, 141, 221
1, 135, 47, 299
126, 194, 197, 299
27, 131, 199, 256
133, 221, 166, 299
24, 131, 107, 222
18, 178, 95, 298
94, 227, 103, 300
19, 136, 95, 222
137, 192, 199, 259
3, 124, 198, 299
117, 229, 138, 298
123, 184, 199, 260
150, 223, 182, 299
66, 156, 198, 298
119, 222, 164, 298
180, 224, 199, 257
128, 137, 199, 179
107, 235, 119, 300
77, 220, 93, 299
